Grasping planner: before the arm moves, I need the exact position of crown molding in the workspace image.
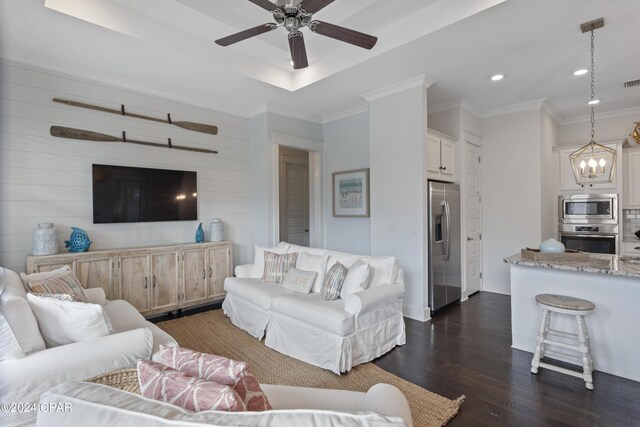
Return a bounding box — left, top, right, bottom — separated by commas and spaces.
246, 102, 268, 118
482, 98, 547, 118
560, 105, 640, 126
244, 102, 322, 124
540, 100, 564, 125
322, 104, 369, 124
361, 74, 436, 102
428, 98, 483, 118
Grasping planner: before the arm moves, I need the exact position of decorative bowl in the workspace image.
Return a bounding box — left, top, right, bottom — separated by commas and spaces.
539, 238, 566, 254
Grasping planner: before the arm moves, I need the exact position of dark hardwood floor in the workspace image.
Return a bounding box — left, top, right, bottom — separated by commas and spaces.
374, 292, 640, 427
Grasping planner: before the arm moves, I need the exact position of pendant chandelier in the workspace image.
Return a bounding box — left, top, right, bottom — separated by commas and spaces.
570, 18, 616, 185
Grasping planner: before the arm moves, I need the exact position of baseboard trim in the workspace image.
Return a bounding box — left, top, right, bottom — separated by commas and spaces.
403, 304, 431, 322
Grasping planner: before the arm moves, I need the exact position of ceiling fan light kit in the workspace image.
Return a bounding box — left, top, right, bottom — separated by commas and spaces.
215, 0, 377, 69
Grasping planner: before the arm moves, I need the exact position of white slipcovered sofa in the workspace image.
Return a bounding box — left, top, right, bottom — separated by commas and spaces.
37, 380, 413, 427
222, 243, 406, 374
0, 267, 177, 427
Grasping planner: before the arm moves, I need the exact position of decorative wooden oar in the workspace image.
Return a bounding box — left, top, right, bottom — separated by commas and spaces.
52, 98, 218, 135
50, 126, 218, 154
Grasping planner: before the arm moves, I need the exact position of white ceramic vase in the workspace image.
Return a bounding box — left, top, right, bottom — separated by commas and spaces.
208, 218, 224, 242
539, 238, 565, 254
32, 223, 59, 255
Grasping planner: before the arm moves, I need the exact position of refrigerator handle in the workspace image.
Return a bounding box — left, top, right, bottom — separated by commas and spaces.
445, 200, 452, 261
442, 200, 450, 261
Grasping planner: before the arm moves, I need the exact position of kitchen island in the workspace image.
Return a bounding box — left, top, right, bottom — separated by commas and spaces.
504, 253, 640, 382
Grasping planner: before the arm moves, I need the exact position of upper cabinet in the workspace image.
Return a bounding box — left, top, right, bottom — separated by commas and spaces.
623, 147, 640, 208
427, 129, 456, 182
558, 144, 618, 192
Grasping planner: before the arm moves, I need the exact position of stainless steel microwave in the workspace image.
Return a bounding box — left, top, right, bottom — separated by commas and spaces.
558, 193, 618, 225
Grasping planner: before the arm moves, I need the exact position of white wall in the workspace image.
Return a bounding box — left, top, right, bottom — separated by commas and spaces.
247, 112, 323, 248
482, 109, 543, 294
0, 60, 252, 273
322, 112, 370, 255
540, 110, 559, 240
368, 85, 429, 321
427, 108, 461, 139
558, 112, 638, 146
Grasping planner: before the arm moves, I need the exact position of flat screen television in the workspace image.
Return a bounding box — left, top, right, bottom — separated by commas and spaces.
92, 164, 197, 224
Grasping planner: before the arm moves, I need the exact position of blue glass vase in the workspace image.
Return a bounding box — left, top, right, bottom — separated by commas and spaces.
195, 223, 205, 243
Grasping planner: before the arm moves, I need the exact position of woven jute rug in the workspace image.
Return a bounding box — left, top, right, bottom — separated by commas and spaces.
153, 309, 463, 427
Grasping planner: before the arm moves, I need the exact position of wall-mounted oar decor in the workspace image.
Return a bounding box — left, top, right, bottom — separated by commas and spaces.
50, 126, 218, 155
52, 98, 218, 135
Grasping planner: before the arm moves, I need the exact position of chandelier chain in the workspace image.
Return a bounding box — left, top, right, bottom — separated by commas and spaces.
590, 26, 595, 142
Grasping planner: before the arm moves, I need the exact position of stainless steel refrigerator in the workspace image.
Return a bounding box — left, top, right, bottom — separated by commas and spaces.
428, 181, 462, 313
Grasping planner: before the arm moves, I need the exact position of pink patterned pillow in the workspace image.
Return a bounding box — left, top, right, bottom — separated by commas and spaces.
137, 361, 246, 412
159, 345, 272, 411
159, 345, 248, 385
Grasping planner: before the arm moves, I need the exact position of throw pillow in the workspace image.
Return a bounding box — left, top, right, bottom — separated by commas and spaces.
321, 262, 348, 301
0, 293, 46, 357
296, 252, 330, 293
253, 245, 289, 277
262, 252, 298, 283
21, 266, 88, 302
137, 360, 246, 412
26, 293, 111, 347
362, 256, 399, 287
159, 345, 248, 385
281, 268, 317, 294
340, 260, 371, 299
159, 345, 272, 411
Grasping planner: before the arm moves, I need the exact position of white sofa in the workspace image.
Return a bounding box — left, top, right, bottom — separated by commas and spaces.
0, 267, 177, 427
37, 380, 413, 427
222, 243, 406, 374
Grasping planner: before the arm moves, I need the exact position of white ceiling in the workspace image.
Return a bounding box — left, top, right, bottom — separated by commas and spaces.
2, 0, 639, 123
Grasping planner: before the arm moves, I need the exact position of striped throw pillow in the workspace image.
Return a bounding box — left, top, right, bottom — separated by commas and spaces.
321, 262, 348, 301
262, 252, 298, 283
20, 266, 88, 303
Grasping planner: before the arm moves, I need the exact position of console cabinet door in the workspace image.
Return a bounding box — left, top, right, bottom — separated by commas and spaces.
120, 254, 150, 313
76, 256, 117, 299
208, 246, 231, 299
29, 259, 77, 274
151, 252, 180, 311
183, 249, 208, 305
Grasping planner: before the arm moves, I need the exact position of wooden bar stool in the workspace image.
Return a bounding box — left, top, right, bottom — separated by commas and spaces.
530, 294, 595, 390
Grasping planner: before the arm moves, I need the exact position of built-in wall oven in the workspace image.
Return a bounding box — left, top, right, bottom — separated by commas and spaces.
558, 193, 619, 254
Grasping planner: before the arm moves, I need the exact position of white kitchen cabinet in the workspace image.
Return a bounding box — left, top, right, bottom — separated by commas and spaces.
427, 129, 456, 182
558, 145, 617, 192
623, 148, 640, 208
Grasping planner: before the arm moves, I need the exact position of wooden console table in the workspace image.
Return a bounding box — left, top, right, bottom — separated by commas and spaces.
26, 241, 233, 317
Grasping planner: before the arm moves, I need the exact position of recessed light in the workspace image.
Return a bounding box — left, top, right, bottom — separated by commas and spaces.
491, 74, 504, 81
289, 60, 294, 66
588, 99, 600, 105
574, 69, 588, 76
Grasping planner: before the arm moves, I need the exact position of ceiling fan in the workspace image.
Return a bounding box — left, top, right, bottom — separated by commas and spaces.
215, 0, 378, 70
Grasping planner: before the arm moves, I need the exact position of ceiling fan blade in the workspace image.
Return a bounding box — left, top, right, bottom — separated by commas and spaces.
299, 0, 335, 14
310, 21, 377, 49
247, 0, 281, 12
288, 31, 309, 69
215, 24, 277, 47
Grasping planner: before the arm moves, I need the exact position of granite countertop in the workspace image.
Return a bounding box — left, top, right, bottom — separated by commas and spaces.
504, 253, 640, 278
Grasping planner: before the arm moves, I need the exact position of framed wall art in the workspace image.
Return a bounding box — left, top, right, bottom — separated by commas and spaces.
332, 168, 370, 217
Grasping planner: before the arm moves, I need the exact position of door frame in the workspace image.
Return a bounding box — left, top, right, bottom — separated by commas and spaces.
461, 131, 483, 301
271, 132, 323, 248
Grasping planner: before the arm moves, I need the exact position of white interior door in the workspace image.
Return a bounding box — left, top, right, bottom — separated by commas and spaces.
464, 142, 482, 296
279, 147, 310, 246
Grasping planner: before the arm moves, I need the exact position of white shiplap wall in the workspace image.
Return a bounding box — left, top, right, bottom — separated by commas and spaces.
0, 60, 252, 273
